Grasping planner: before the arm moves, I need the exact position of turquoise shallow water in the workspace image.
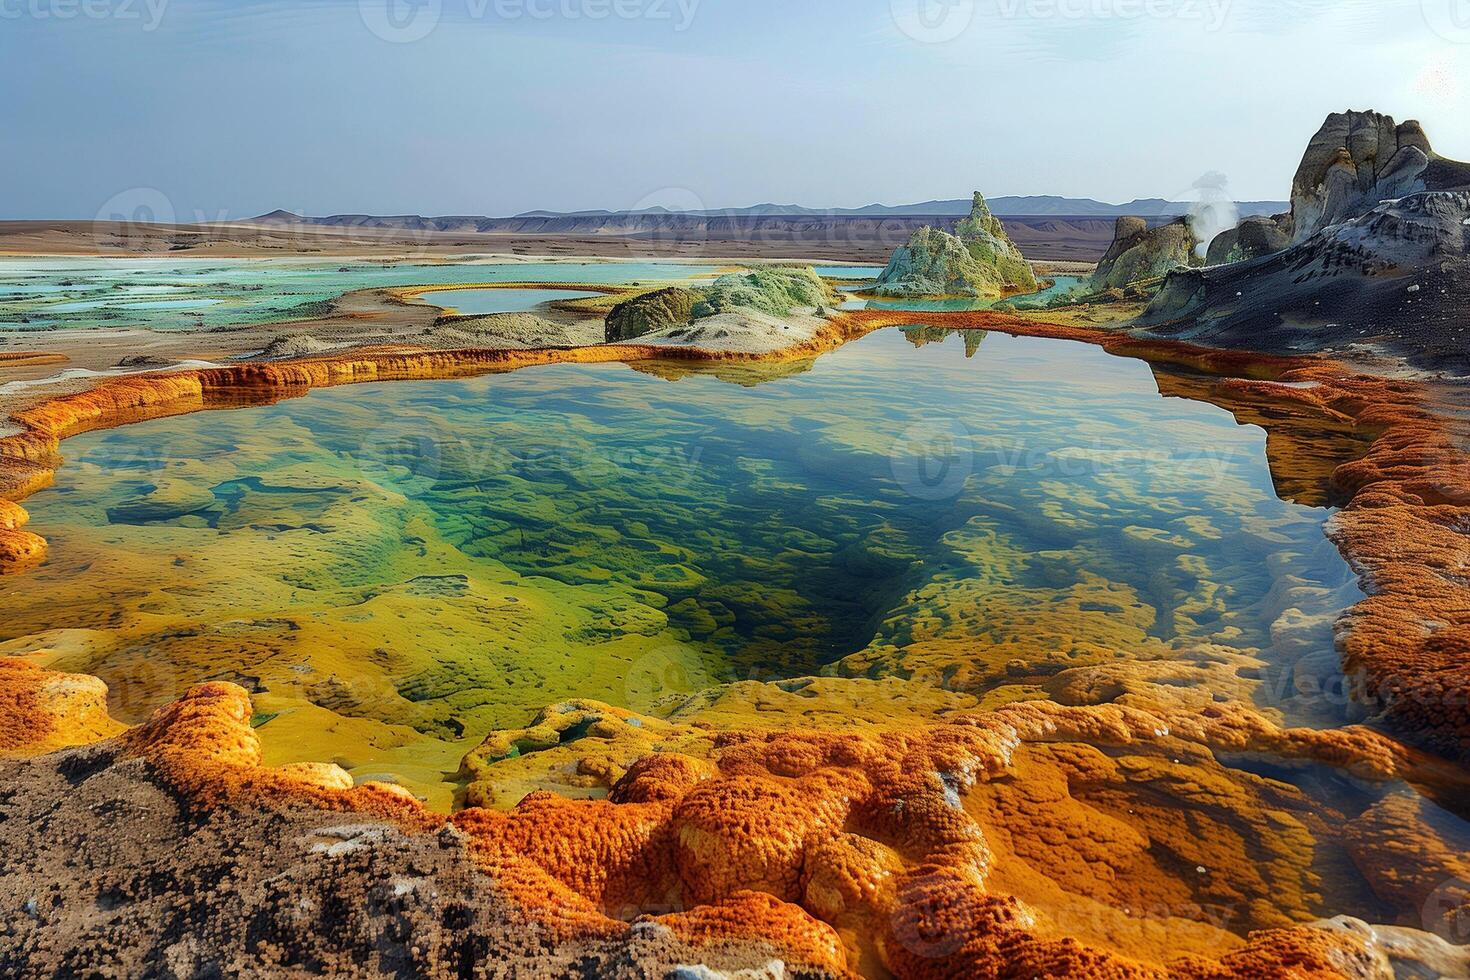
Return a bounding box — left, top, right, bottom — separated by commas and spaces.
857, 275, 1085, 312
812, 265, 885, 280
417, 288, 601, 316
0, 259, 722, 332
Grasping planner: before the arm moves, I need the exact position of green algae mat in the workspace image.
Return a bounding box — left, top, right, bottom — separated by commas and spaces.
0, 328, 1356, 809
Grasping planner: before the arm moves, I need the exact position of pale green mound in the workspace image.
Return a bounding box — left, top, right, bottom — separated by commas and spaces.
691, 266, 837, 319
603, 267, 837, 341
874, 192, 1037, 298
1088, 216, 1200, 292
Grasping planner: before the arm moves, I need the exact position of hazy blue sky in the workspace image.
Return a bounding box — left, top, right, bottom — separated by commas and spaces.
2, 0, 1466, 218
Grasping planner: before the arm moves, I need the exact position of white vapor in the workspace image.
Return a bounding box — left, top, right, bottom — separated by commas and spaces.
1187, 171, 1239, 259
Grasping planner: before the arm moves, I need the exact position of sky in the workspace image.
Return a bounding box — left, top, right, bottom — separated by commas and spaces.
1, 0, 1467, 219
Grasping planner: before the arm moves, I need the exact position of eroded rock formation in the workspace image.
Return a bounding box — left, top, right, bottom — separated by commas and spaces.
604, 269, 836, 342
1143, 111, 1470, 368
1141, 189, 1470, 371
605, 286, 701, 342
1088, 216, 1199, 292
1205, 214, 1291, 266
873, 192, 1037, 298
1290, 110, 1470, 243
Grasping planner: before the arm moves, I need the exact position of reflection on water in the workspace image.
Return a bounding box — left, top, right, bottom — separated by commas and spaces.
901, 325, 987, 357
3, 329, 1361, 805
857, 275, 1085, 312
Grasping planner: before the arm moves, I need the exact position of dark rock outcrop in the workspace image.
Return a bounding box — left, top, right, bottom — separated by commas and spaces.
1205, 214, 1292, 266
1088, 216, 1198, 292
873, 192, 1036, 298
604, 287, 700, 342
1139, 189, 1470, 371
0, 736, 823, 979
1136, 111, 1470, 371
1290, 110, 1470, 243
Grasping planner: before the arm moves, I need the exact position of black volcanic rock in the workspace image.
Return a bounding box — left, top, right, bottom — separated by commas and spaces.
1139, 189, 1470, 371
1205, 214, 1292, 266
1134, 111, 1470, 371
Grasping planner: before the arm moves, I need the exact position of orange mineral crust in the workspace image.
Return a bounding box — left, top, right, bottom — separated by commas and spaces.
0, 660, 125, 754
13, 660, 1461, 978
0, 499, 45, 574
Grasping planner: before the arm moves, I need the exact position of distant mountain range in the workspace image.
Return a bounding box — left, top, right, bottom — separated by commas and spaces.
511, 197, 1289, 219
247, 195, 1288, 229
236, 199, 1290, 264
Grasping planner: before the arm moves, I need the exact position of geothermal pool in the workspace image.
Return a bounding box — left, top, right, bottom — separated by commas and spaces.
1, 327, 1359, 810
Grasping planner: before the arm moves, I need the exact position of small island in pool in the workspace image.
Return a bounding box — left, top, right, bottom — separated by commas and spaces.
871, 192, 1038, 299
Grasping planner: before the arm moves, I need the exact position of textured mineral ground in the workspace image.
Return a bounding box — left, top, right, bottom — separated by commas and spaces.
3, 298, 1470, 978
4, 109, 1470, 979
